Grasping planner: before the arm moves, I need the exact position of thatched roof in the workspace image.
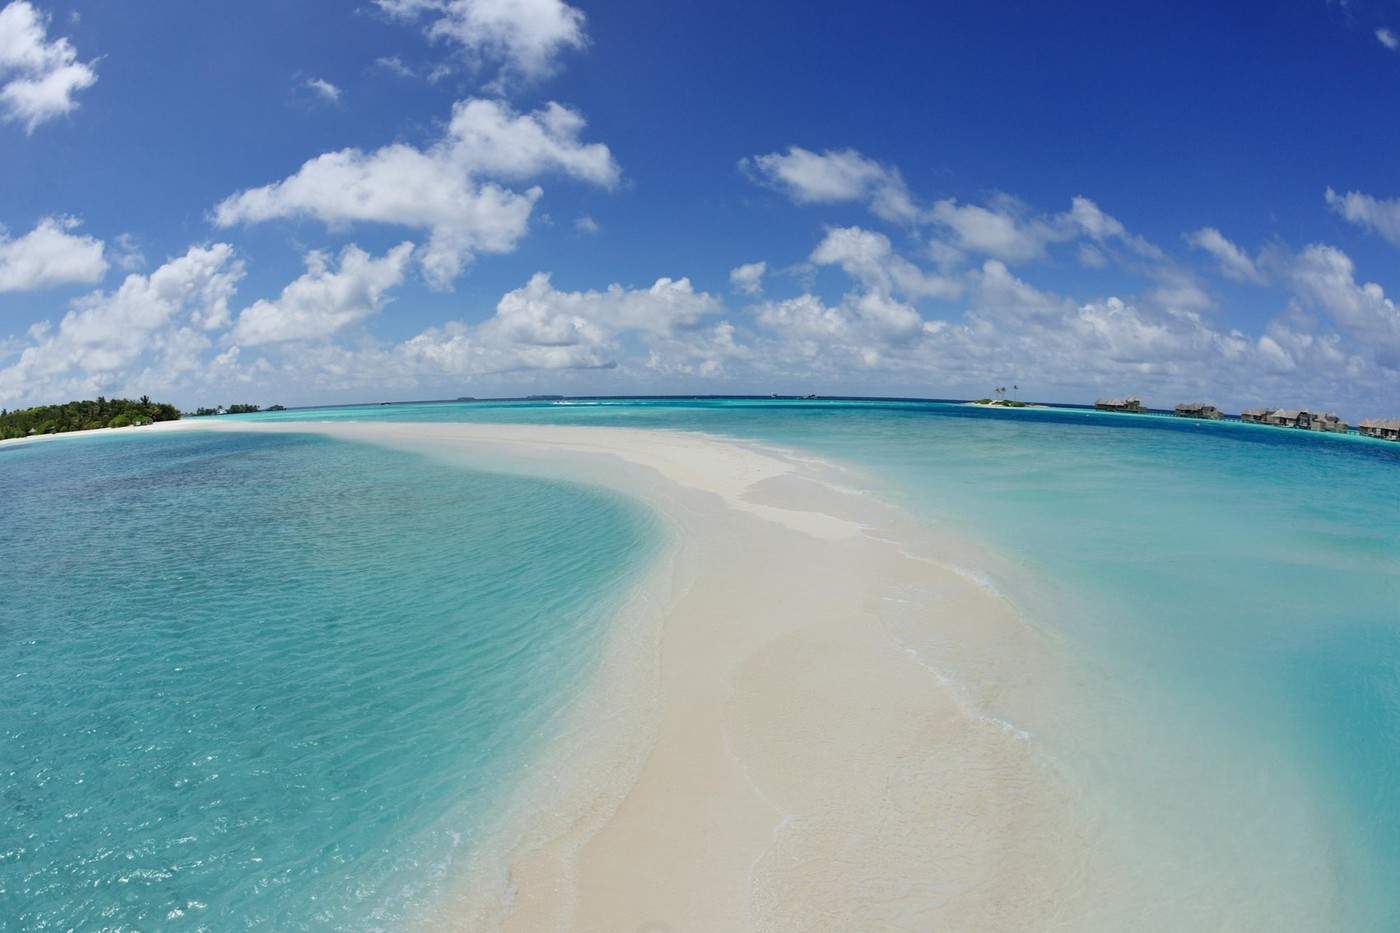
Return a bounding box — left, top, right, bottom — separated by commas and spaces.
1361, 417, 1400, 430
1269, 409, 1302, 420
1240, 408, 1272, 417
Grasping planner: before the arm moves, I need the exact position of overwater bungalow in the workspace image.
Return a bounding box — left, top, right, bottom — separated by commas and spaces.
1307, 412, 1348, 434
1095, 396, 1143, 413
1263, 409, 1347, 433
1174, 403, 1223, 420
1240, 408, 1273, 424
1359, 418, 1400, 441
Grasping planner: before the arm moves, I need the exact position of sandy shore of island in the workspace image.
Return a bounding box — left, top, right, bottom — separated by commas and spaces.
141, 417, 1090, 931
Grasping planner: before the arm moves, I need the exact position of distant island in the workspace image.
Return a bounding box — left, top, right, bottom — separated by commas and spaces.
0, 396, 181, 440
189, 404, 285, 416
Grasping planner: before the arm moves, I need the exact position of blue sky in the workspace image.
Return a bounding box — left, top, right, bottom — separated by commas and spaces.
1, 0, 1398, 416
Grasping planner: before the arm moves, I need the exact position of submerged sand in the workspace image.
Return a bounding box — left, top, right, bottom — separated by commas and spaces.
129, 418, 1087, 931
10, 416, 1353, 929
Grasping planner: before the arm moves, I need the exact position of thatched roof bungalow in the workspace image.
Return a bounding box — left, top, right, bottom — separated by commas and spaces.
1359, 418, 1400, 441
1096, 396, 1144, 413
1240, 408, 1273, 424
1307, 412, 1348, 434
1265, 409, 1302, 427
1174, 403, 1223, 420
1263, 409, 1347, 433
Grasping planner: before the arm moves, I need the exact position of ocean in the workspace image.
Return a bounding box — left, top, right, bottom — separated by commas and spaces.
3, 398, 1398, 927
0, 429, 657, 928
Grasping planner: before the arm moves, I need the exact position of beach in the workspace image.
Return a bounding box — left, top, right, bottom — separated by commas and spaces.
126, 417, 1086, 930
8, 409, 1386, 929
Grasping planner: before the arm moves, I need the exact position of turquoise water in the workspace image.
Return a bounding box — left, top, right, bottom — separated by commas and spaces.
0, 430, 657, 929
245, 397, 1400, 925
4, 399, 1398, 927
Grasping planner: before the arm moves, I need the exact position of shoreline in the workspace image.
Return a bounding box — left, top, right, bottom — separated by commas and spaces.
155, 418, 1093, 929
5, 414, 1361, 927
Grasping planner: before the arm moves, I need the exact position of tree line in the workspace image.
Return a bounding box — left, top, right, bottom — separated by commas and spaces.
0, 396, 181, 440
189, 404, 284, 416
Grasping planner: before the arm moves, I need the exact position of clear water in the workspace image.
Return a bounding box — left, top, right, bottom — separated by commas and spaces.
4, 399, 1398, 927
244, 397, 1400, 925
0, 430, 657, 929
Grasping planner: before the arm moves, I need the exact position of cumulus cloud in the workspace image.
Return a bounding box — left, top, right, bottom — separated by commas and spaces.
1185, 227, 1264, 283
573, 215, 599, 234
729, 260, 766, 295
0, 216, 106, 291
389, 271, 720, 376
0, 0, 97, 132
742, 145, 1158, 268
741, 146, 922, 224
929, 195, 1064, 262
376, 0, 586, 84
929, 194, 1158, 264
1287, 243, 1400, 365
230, 242, 413, 346
0, 244, 244, 405
809, 226, 962, 301
212, 97, 619, 288
1324, 187, 1400, 247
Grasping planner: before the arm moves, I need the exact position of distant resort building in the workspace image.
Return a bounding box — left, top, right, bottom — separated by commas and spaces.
1261, 409, 1347, 433
1174, 403, 1223, 420
1095, 396, 1143, 413
1240, 408, 1272, 424
1359, 418, 1400, 441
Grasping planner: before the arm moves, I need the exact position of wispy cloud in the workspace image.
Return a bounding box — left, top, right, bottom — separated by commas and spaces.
1377, 26, 1399, 50
303, 76, 342, 105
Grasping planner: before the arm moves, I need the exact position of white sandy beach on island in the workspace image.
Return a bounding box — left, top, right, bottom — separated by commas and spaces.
121, 416, 1090, 932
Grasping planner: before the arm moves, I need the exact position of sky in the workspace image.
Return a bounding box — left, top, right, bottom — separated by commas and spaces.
1, 0, 1398, 418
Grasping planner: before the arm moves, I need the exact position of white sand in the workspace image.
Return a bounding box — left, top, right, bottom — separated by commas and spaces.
16, 418, 1095, 928
142, 418, 1094, 930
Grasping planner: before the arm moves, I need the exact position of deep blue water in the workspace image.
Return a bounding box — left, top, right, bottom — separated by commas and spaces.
0, 430, 656, 929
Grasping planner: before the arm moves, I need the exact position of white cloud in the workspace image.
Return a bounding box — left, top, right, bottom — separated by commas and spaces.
386, 271, 720, 377
1185, 227, 1264, 283
930, 195, 1063, 262
303, 76, 342, 104
0, 216, 105, 291
373, 55, 415, 78
1287, 243, 1400, 365
928, 194, 1158, 264
574, 215, 599, 234
230, 242, 413, 346
111, 232, 145, 271
376, 0, 586, 84
213, 97, 619, 289
729, 260, 766, 295
1378, 27, 1399, 50
809, 226, 961, 301
742, 145, 1159, 267
1324, 187, 1400, 247
0, 243, 243, 405
741, 147, 922, 223
0, 0, 96, 132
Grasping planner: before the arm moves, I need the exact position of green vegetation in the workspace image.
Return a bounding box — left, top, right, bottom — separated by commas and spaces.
190, 403, 278, 416
972, 398, 1028, 408
0, 396, 180, 440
